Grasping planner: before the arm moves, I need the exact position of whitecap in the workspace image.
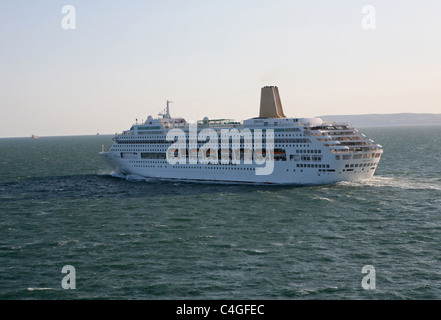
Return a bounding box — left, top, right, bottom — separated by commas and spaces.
313, 196, 334, 202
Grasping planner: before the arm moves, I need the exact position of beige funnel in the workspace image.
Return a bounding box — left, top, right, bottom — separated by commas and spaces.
259, 86, 286, 118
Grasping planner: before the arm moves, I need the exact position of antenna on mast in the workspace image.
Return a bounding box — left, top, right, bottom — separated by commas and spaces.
166, 100, 173, 119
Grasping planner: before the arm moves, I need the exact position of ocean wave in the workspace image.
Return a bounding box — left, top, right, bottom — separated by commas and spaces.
300, 286, 339, 296
312, 196, 334, 202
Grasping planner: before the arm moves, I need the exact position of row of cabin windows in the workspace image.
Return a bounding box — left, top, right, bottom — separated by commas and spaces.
297, 164, 330, 168
345, 163, 376, 168
116, 138, 310, 144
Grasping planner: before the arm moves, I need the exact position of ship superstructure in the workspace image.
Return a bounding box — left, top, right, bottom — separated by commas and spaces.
100, 86, 383, 184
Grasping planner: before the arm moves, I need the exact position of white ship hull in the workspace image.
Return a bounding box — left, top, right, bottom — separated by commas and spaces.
100, 152, 379, 185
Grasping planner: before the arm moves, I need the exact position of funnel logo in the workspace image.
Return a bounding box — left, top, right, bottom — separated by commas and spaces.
166, 124, 274, 175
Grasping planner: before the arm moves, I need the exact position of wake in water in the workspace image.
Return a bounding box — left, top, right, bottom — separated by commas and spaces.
338, 175, 441, 191
111, 171, 153, 182
110, 171, 279, 186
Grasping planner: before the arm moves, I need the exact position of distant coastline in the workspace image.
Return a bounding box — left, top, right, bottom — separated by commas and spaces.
1, 113, 441, 139
318, 113, 441, 127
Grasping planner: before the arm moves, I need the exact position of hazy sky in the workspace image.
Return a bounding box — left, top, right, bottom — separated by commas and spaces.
1, 0, 440, 137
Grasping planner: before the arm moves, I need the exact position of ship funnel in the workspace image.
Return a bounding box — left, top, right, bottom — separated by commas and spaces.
259, 86, 286, 118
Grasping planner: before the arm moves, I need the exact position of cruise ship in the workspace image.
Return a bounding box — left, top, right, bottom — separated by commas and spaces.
100, 86, 383, 185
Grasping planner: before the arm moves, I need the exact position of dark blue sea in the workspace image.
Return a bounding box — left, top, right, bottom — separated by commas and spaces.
1, 126, 441, 299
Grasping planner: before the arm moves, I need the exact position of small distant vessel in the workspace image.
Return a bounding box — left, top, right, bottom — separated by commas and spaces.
100, 86, 383, 185
31, 135, 39, 139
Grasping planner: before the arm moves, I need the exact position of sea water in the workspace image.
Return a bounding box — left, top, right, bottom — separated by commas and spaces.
1, 126, 440, 299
